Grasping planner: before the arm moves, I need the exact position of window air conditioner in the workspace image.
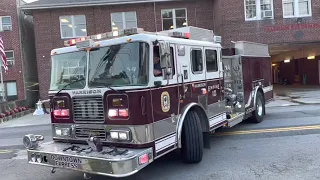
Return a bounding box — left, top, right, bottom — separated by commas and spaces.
2, 25, 12, 31
261, 10, 273, 19
7, 61, 14, 66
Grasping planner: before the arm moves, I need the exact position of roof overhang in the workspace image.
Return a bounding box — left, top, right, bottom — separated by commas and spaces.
19, 0, 181, 12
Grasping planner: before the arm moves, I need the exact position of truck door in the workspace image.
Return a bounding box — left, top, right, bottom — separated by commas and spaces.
204, 47, 226, 127
189, 46, 207, 109
151, 43, 179, 153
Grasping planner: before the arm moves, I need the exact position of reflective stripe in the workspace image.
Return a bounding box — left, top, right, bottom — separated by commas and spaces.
155, 133, 176, 153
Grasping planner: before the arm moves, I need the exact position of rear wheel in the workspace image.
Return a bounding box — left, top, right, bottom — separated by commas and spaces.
250, 91, 265, 123
181, 111, 203, 163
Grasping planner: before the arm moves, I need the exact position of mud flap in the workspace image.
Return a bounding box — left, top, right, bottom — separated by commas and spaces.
203, 132, 211, 149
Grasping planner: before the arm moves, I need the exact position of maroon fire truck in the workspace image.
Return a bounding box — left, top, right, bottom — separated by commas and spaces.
22, 26, 273, 179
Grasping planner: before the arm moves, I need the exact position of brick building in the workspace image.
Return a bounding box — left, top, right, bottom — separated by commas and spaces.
0, 0, 24, 102
19, 0, 320, 100
215, 0, 320, 85
19, 0, 217, 99
0, 0, 38, 106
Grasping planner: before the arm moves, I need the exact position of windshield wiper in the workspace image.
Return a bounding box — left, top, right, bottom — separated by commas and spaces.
54, 77, 85, 97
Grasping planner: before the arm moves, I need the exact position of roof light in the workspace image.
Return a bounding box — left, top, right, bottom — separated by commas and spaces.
64, 37, 87, 47
307, 55, 315, 60
168, 31, 190, 39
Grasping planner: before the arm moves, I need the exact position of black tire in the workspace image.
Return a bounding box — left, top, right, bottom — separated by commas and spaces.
250, 91, 265, 123
181, 111, 203, 163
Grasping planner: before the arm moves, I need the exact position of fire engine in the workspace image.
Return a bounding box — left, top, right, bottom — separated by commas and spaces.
22, 26, 273, 179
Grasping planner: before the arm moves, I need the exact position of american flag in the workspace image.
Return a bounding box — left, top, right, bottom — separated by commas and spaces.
0, 35, 8, 73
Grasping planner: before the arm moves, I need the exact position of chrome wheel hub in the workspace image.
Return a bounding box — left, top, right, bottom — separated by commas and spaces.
257, 98, 263, 116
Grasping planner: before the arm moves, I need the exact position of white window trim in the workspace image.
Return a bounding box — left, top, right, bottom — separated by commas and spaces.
161, 8, 188, 30
6, 81, 17, 97
244, 0, 274, 21
110, 11, 138, 32
282, 0, 312, 18
59, 15, 87, 39
4, 50, 14, 66
0, 16, 12, 32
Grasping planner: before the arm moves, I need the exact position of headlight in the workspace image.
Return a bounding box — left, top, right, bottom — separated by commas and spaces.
55, 127, 71, 137
23, 134, 44, 150
110, 129, 131, 141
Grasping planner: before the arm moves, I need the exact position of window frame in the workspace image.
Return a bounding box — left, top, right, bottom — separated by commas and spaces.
0, 81, 18, 101
110, 11, 137, 34
205, 49, 218, 72
0, 16, 12, 32
59, 15, 87, 39
4, 50, 14, 66
282, 0, 312, 18
244, 0, 274, 21
161, 8, 188, 30
190, 48, 204, 74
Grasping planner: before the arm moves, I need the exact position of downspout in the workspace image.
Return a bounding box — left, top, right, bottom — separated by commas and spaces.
16, 0, 27, 103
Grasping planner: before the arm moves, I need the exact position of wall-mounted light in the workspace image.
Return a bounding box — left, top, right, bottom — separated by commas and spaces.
272, 63, 277, 66
60, 19, 69, 23
284, 59, 290, 63
307, 56, 315, 60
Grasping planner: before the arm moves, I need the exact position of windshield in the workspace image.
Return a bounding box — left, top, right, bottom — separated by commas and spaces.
49, 51, 87, 91
88, 41, 149, 87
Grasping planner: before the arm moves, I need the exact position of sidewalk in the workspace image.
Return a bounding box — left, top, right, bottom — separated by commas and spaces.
267, 85, 320, 108
0, 113, 51, 129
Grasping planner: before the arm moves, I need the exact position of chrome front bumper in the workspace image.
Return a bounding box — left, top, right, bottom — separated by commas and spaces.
26, 141, 154, 178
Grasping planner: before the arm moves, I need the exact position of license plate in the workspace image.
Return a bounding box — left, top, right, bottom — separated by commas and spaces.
50, 154, 84, 169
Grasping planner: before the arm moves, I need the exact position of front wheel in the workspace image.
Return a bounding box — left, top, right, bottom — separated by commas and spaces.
250, 91, 265, 123
181, 111, 203, 163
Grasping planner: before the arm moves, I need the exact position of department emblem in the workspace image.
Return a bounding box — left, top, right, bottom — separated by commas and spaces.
161, 91, 170, 112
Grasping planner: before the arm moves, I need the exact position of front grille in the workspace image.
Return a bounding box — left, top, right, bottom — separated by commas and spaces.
75, 127, 106, 140
72, 96, 105, 123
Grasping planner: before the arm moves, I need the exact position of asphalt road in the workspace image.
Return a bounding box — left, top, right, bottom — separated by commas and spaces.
1, 104, 320, 180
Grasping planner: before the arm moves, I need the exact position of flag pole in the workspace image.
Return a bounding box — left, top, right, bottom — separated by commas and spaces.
0, 56, 5, 101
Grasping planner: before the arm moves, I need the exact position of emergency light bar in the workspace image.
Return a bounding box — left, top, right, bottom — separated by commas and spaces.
168, 31, 190, 39
63, 27, 145, 47
62, 26, 221, 48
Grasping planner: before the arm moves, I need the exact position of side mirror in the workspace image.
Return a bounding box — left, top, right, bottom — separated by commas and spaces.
159, 41, 172, 68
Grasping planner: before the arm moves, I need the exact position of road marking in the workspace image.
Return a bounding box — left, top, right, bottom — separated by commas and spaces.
214, 125, 320, 136
0, 150, 13, 154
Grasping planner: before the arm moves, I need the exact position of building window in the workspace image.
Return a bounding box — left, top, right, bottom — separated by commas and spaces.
6, 81, 17, 101
0, 81, 18, 101
161, 8, 187, 30
205, 49, 218, 72
191, 49, 203, 73
59, 15, 87, 39
0, 16, 12, 32
245, 0, 274, 20
283, 0, 312, 18
111, 12, 137, 35
5, 50, 14, 66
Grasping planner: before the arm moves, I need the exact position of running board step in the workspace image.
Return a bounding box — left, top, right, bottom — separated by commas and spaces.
225, 113, 245, 128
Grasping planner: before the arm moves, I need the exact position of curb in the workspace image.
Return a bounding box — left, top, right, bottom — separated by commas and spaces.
290, 99, 320, 105
0, 122, 51, 129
